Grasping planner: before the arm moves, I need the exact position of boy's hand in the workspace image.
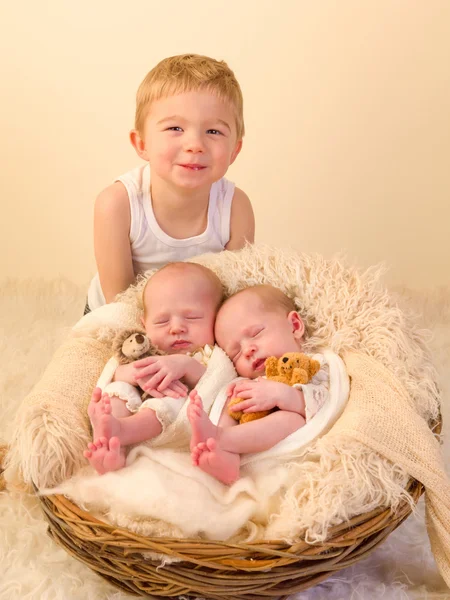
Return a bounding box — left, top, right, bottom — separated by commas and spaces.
133, 355, 206, 393
228, 379, 305, 416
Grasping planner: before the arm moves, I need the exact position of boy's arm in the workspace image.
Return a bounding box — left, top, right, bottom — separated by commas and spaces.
225, 187, 255, 250
94, 182, 135, 303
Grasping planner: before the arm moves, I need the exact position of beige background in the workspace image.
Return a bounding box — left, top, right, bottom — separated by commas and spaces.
1, 0, 449, 288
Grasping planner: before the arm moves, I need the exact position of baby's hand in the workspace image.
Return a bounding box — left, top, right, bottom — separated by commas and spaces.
134, 355, 192, 393
229, 379, 304, 415
141, 378, 188, 399
228, 379, 280, 414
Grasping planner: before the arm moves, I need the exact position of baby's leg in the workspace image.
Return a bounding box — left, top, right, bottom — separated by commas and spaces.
188, 391, 304, 484
88, 390, 162, 446
219, 410, 305, 455
187, 391, 240, 484
88, 388, 132, 441
85, 390, 164, 474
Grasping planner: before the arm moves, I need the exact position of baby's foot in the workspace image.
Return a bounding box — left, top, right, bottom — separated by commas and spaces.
187, 390, 218, 451
83, 437, 126, 474
192, 438, 240, 485
87, 391, 121, 441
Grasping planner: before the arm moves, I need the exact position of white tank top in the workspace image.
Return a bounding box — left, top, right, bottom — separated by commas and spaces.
87, 164, 235, 310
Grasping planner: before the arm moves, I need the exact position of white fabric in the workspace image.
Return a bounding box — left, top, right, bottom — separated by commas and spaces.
293, 353, 330, 421
87, 164, 235, 309
104, 382, 143, 413
46, 350, 349, 541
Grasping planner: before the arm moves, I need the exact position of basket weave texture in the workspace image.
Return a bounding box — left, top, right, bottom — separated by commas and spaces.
37, 476, 424, 599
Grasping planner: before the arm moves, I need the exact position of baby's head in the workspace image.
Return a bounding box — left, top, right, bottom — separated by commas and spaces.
142, 262, 224, 354
130, 54, 244, 187
215, 284, 305, 378
134, 53, 244, 139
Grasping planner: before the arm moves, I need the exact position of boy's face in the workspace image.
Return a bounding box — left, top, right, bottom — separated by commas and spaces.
132, 90, 242, 191
142, 269, 217, 354
215, 291, 304, 379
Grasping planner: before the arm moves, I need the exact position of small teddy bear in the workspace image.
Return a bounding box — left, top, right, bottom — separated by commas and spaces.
228, 352, 321, 424
109, 328, 164, 404
112, 328, 163, 364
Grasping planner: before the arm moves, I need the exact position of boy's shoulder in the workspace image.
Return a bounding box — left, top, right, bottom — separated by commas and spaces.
95, 181, 130, 218
227, 186, 255, 249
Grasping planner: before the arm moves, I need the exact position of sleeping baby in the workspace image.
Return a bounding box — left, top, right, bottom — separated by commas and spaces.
84, 261, 224, 474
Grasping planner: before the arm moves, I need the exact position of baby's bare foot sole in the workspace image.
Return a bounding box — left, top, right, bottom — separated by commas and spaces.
195, 438, 240, 485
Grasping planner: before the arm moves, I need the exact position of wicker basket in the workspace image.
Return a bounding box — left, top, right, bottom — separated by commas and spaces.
35, 412, 440, 600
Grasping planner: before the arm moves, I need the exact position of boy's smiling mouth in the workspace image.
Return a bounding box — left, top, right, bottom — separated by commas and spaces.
179, 164, 206, 171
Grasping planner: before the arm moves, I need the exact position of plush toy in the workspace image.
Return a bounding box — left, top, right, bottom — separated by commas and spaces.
228, 352, 321, 424
112, 328, 163, 364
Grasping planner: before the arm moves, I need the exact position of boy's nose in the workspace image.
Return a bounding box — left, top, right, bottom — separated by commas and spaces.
184, 134, 204, 153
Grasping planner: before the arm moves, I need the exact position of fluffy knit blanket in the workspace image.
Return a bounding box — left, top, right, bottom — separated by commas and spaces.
5, 245, 449, 587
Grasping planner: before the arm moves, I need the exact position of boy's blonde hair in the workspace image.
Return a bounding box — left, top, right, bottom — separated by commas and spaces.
135, 54, 245, 139
142, 262, 224, 318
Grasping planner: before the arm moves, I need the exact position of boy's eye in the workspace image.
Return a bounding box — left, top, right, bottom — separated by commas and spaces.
154, 319, 169, 325
251, 328, 263, 338
167, 126, 183, 132
206, 129, 222, 135
186, 316, 202, 320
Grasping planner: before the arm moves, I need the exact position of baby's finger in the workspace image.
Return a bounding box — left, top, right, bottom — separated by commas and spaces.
157, 374, 175, 392
233, 382, 256, 395
229, 398, 253, 412
226, 384, 236, 398
143, 371, 166, 391
171, 381, 188, 396
145, 388, 164, 398
231, 389, 254, 401
160, 388, 180, 399
133, 356, 159, 368
134, 362, 160, 378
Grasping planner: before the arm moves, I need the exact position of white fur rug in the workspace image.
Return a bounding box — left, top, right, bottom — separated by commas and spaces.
1, 278, 449, 600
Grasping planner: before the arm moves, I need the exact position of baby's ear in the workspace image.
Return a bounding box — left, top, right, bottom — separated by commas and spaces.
288, 311, 305, 339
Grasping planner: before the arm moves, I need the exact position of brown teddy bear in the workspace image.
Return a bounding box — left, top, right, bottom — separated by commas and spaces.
228, 352, 321, 424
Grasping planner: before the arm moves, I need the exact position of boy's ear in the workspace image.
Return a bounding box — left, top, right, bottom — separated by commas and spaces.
230, 139, 243, 165
288, 311, 305, 340
130, 129, 149, 161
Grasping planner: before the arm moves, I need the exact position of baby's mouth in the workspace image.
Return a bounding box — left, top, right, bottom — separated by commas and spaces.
172, 340, 191, 349
252, 358, 266, 372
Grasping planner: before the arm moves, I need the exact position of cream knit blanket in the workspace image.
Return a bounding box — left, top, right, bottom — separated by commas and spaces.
6, 245, 447, 585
